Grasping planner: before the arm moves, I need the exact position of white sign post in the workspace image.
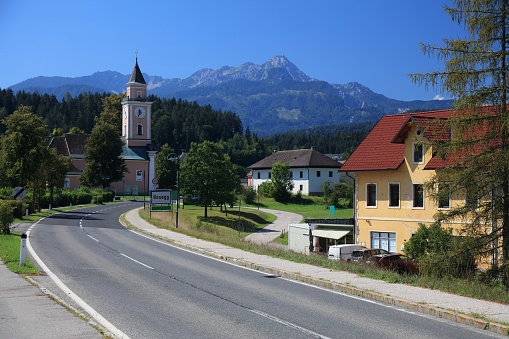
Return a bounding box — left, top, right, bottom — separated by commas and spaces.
150, 190, 172, 217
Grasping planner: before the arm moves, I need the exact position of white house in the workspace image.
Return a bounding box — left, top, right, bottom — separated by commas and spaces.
248, 148, 341, 195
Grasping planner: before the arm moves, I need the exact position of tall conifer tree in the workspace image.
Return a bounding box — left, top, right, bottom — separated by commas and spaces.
411, 0, 509, 284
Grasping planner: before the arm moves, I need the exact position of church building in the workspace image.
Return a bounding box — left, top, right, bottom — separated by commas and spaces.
48, 57, 157, 195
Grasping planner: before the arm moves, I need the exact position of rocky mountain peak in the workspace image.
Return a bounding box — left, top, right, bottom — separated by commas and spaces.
260, 55, 312, 82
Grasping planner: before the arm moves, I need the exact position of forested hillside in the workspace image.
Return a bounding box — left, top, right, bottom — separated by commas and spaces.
262, 122, 373, 157
0, 88, 372, 170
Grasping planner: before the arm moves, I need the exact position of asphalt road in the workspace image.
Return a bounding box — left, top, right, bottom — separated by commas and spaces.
29, 203, 503, 339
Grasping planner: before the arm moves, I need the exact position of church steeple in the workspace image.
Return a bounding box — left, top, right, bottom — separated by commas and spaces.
129, 54, 147, 84
122, 52, 152, 147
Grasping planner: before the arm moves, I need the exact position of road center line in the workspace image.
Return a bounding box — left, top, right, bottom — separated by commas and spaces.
250, 309, 331, 339
120, 253, 154, 270
87, 235, 100, 242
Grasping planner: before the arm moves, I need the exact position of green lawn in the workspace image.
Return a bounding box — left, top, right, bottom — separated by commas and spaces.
244, 195, 353, 220
0, 232, 39, 274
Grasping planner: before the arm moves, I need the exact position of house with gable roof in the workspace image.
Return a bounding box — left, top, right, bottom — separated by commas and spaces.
248, 148, 341, 196
340, 109, 464, 253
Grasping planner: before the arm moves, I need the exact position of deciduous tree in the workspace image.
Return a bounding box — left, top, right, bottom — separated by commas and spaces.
155, 143, 177, 189
271, 161, 294, 202
0, 105, 48, 187
81, 121, 127, 188
180, 141, 240, 217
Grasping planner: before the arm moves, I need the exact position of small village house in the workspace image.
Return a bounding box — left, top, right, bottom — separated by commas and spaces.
248, 148, 341, 196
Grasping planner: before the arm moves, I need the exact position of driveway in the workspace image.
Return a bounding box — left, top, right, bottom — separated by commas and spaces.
243, 208, 302, 245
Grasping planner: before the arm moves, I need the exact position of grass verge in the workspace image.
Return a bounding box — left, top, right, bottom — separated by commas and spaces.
0, 232, 39, 274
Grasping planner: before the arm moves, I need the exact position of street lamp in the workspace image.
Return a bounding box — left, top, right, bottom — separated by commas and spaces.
167, 153, 180, 229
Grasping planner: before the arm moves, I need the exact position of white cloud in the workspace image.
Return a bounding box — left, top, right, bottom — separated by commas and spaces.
433, 94, 445, 100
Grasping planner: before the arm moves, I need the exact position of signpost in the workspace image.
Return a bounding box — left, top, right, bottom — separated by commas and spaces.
150, 189, 172, 217
12, 187, 26, 200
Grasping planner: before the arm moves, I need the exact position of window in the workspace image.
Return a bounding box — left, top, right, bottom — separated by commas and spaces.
413, 183, 424, 208
329, 171, 333, 178
438, 183, 450, 209
317, 171, 321, 177
371, 232, 396, 252
268, 172, 272, 179
299, 171, 303, 178
290, 171, 293, 178
257, 172, 260, 179
137, 124, 143, 135
389, 183, 400, 208
137, 91, 141, 98
413, 143, 424, 164
299, 185, 303, 191
367, 183, 377, 207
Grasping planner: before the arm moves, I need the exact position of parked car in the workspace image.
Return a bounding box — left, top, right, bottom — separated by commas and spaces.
328, 244, 366, 261
371, 253, 418, 274
351, 248, 390, 263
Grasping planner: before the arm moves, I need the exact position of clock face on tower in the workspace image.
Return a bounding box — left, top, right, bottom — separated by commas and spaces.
135, 107, 146, 118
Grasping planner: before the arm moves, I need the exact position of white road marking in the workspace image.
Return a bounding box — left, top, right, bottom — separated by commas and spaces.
26, 219, 130, 339
251, 309, 331, 339
120, 253, 154, 270
87, 235, 100, 242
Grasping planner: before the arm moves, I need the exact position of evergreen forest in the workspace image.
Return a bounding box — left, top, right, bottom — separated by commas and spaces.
0, 88, 373, 169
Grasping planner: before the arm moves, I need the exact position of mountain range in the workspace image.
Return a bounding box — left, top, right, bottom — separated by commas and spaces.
8, 56, 452, 136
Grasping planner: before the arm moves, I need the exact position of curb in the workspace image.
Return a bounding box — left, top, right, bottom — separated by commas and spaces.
123, 214, 509, 337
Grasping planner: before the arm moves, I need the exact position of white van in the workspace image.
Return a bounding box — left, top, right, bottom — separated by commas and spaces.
328, 244, 366, 261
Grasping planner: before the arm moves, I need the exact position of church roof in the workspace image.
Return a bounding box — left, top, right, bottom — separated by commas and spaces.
128, 58, 147, 84
48, 134, 88, 157
122, 144, 149, 160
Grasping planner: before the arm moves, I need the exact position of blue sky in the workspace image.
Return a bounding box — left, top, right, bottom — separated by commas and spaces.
0, 1, 464, 101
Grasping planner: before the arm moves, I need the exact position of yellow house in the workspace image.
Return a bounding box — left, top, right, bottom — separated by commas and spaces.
340, 109, 464, 253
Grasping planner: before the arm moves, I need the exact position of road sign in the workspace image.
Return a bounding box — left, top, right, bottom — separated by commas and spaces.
152, 177, 159, 185
12, 187, 26, 200
151, 205, 172, 211
151, 190, 172, 204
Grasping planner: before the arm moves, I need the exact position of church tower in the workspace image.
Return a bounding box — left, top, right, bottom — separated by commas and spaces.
120, 54, 157, 193
122, 55, 152, 147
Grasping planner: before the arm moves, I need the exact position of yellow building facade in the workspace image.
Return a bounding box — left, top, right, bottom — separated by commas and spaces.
341, 110, 465, 253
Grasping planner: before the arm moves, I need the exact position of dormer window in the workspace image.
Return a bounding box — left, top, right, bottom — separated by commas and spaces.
413, 143, 424, 164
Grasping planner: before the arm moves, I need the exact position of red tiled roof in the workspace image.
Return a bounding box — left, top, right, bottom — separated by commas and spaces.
392, 116, 451, 143
341, 109, 454, 172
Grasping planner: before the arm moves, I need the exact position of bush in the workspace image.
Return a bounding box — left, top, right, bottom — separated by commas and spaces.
242, 186, 257, 204
418, 251, 476, 279
0, 201, 15, 234
404, 223, 453, 260
321, 181, 353, 208
258, 181, 274, 197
